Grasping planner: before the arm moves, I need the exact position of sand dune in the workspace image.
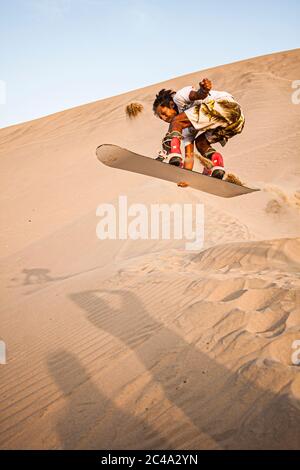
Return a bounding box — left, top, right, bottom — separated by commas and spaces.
0, 49, 300, 449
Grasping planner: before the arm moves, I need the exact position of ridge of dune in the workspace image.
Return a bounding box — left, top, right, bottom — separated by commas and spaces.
0, 49, 300, 450
0, 47, 299, 136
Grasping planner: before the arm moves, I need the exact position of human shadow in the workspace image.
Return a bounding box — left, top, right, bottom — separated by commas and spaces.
69, 288, 300, 450
9, 266, 101, 293
47, 350, 172, 449
8, 268, 76, 287
22, 268, 61, 285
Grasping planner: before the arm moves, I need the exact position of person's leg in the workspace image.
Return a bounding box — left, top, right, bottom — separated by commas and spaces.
195, 133, 225, 179
184, 98, 242, 180
184, 143, 194, 170
164, 112, 194, 167
194, 133, 211, 155
176, 143, 195, 188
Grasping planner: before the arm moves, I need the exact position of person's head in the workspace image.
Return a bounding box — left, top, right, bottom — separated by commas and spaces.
153, 89, 179, 123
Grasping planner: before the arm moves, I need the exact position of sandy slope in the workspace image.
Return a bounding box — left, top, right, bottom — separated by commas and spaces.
0, 49, 300, 449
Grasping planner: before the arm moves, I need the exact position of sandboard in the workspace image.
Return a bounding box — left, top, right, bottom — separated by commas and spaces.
96, 144, 259, 198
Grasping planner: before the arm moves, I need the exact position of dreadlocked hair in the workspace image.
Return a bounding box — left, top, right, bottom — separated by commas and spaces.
153, 89, 177, 115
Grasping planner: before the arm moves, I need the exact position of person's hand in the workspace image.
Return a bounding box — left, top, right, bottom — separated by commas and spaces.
199, 78, 212, 93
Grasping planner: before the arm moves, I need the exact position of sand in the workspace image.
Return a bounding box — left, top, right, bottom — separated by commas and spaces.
0, 48, 299, 450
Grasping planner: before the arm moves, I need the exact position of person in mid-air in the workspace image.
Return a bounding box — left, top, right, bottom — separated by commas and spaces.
153, 78, 245, 180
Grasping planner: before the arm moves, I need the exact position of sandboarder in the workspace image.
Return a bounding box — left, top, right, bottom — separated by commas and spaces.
153, 79, 245, 179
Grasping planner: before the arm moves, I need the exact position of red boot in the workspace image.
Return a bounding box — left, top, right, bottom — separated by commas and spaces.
202, 149, 225, 179
169, 136, 183, 168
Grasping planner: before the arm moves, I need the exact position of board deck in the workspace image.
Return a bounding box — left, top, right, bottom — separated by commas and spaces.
96, 144, 259, 198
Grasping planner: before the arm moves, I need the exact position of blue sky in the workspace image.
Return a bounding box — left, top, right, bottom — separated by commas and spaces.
0, 0, 299, 128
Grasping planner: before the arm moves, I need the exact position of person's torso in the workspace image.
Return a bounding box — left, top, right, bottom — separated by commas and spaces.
174, 86, 235, 113
174, 87, 237, 141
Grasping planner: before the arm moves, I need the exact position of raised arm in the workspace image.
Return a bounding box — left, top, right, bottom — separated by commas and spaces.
189, 78, 212, 101
168, 111, 192, 134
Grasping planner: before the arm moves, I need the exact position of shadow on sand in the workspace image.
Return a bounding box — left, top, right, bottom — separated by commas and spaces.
48, 350, 172, 449
48, 288, 300, 449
